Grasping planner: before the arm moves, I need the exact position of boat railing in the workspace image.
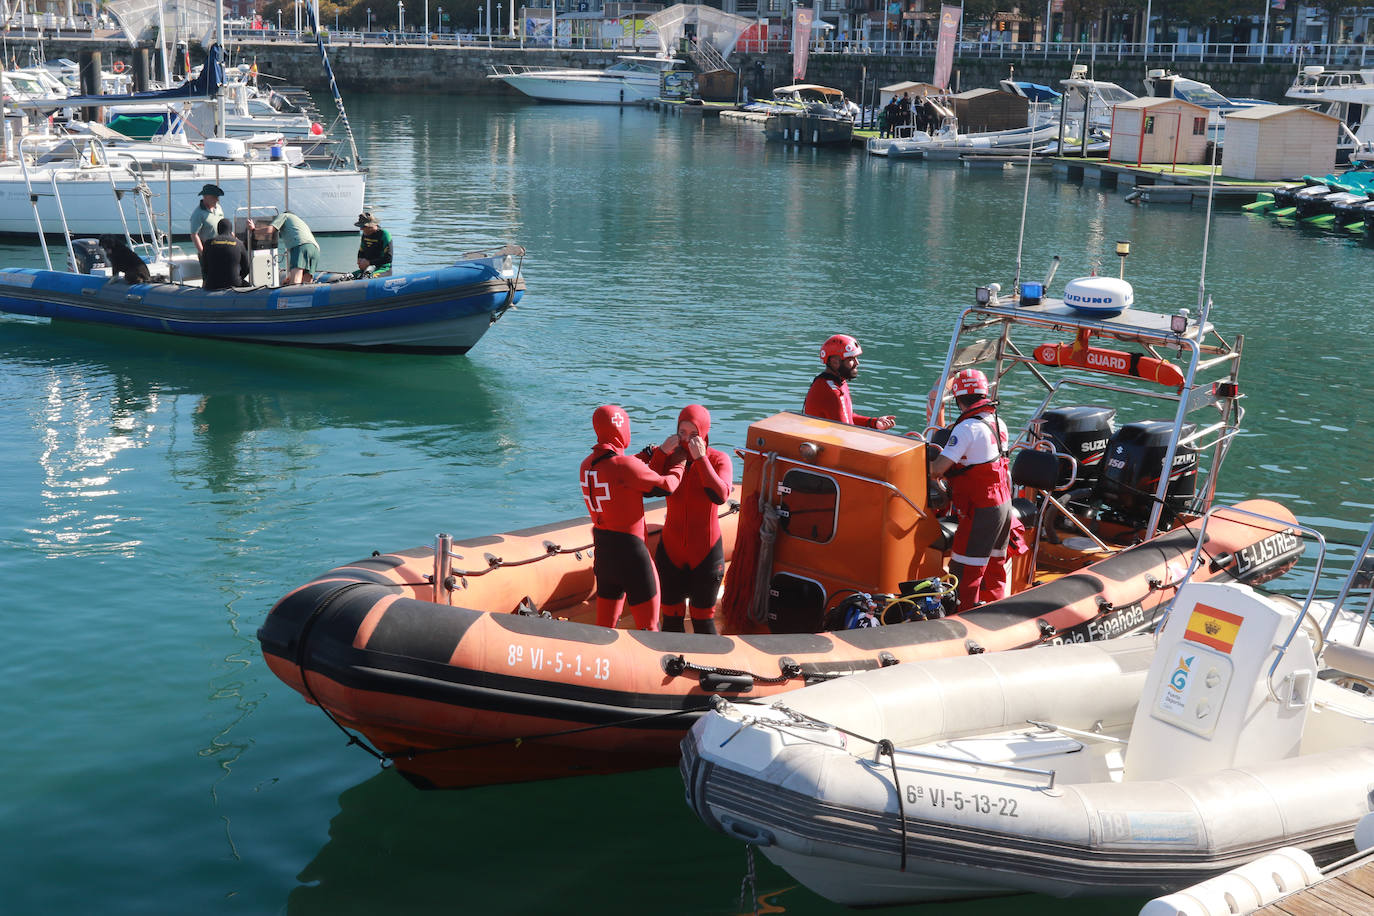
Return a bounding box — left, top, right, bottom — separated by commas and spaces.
1160, 504, 1350, 704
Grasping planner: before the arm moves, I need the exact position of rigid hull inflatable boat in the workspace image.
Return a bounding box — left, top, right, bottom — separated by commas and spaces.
259, 263, 1301, 789
0, 248, 525, 354
683, 511, 1374, 907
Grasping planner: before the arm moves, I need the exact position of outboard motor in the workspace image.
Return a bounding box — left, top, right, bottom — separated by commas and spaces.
1035, 406, 1116, 489
1095, 420, 1197, 528
72, 238, 110, 275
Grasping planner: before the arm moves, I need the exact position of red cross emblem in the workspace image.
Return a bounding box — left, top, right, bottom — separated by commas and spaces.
581, 469, 611, 514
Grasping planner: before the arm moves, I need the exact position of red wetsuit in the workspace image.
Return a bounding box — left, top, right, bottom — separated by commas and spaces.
804, 370, 881, 428
648, 405, 733, 624
580, 405, 683, 630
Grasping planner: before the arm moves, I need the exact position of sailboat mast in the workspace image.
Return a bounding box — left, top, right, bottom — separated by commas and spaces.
216, 0, 226, 136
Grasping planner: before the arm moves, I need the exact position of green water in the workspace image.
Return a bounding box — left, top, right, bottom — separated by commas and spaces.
0, 95, 1370, 915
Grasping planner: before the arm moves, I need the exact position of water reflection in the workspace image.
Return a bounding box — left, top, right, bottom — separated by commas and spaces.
290, 767, 1141, 916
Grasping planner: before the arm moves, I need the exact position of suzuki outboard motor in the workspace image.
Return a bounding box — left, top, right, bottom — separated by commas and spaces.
72, 238, 110, 275
1095, 420, 1197, 528
1035, 406, 1116, 489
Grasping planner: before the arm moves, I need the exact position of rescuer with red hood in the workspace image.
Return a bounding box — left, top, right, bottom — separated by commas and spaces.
803, 334, 897, 430
646, 404, 733, 634
929, 369, 1013, 612
580, 405, 685, 630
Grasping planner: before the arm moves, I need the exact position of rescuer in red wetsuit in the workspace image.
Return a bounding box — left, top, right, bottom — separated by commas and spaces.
646, 404, 733, 634
803, 334, 897, 430
929, 369, 1014, 612
580, 405, 685, 630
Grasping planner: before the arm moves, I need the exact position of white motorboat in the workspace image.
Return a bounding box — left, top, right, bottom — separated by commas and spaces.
1285, 65, 1374, 163
684, 509, 1374, 907
0, 43, 365, 237
488, 55, 688, 105
1142, 69, 1267, 143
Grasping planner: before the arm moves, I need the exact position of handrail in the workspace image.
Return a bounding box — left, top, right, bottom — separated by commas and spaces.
739, 445, 927, 519
878, 745, 1059, 790
1158, 504, 1328, 703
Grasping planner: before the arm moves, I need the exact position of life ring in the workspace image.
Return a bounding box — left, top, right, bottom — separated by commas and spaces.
113, 60, 126, 74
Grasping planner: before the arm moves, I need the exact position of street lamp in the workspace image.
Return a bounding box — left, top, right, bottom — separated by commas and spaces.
398, 0, 404, 37
437, 5, 443, 35
497, 2, 502, 37
276, 9, 282, 30
367, 7, 372, 32
425, 0, 429, 44
294, 0, 301, 34
486, 0, 491, 37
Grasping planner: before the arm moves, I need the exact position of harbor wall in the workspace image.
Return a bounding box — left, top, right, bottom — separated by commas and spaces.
2, 37, 1300, 102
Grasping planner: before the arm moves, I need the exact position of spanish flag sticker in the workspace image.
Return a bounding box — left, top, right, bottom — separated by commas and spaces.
1184, 603, 1243, 654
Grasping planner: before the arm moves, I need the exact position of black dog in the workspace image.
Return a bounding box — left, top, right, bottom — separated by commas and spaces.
99, 235, 152, 284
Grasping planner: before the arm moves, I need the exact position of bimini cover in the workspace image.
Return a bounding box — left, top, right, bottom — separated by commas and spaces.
644, 4, 753, 60
1063, 276, 1134, 316
16, 43, 225, 110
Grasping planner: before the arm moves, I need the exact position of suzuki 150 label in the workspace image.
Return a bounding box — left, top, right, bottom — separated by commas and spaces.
507, 644, 610, 680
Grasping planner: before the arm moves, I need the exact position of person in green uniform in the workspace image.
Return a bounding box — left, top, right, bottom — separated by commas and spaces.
353, 211, 392, 277
190, 183, 225, 262
249, 210, 319, 286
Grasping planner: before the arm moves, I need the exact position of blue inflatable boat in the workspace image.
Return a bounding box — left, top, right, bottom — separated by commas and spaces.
0, 246, 525, 354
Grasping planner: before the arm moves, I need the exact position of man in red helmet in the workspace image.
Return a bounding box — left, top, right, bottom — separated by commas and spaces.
929, 368, 1013, 612
803, 334, 897, 430
645, 404, 733, 634
580, 405, 686, 630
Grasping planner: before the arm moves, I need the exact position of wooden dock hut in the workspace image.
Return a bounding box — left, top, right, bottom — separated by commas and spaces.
1109, 97, 1209, 167
1221, 105, 1340, 180
951, 88, 1028, 133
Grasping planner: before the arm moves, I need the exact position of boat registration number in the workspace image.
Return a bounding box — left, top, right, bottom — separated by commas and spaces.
905, 784, 1020, 818
506, 643, 611, 681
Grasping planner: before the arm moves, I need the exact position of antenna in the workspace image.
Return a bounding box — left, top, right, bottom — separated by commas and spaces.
1196, 136, 1219, 328
1012, 114, 1035, 296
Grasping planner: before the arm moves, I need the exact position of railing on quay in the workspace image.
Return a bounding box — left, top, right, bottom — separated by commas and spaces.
219, 27, 1373, 69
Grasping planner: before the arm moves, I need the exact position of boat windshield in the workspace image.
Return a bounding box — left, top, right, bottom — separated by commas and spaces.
607, 60, 667, 74
1172, 79, 1230, 106
1095, 84, 1136, 103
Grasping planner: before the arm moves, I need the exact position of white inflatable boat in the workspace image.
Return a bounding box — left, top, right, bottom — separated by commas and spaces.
683, 510, 1374, 907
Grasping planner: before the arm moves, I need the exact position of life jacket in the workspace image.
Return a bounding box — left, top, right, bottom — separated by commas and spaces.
944, 399, 1010, 510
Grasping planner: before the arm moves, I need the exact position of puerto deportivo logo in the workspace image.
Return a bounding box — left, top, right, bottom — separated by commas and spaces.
1170, 655, 1194, 692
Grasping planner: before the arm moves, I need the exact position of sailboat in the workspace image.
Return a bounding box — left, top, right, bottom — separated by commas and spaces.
0, 2, 366, 236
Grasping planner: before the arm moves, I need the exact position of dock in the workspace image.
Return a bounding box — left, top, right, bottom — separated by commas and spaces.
1050, 156, 1285, 202
1254, 853, 1374, 914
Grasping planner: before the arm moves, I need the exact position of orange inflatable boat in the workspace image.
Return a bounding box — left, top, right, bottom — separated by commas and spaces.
260, 274, 1303, 789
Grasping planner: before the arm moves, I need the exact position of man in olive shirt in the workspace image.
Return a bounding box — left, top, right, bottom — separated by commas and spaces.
190, 183, 225, 262
201, 219, 250, 290
249, 210, 320, 286
353, 211, 392, 277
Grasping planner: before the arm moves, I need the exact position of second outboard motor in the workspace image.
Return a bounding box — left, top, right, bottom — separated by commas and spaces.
1095, 421, 1197, 528
1036, 406, 1116, 489
72, 238, 110, 275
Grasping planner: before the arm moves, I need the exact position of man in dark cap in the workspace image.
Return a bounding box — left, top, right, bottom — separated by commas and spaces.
201, 219, 250, 290
353, 211, 393, 277
190, 183, 225, 262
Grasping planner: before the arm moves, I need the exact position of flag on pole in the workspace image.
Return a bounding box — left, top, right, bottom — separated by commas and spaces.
792, 7, 814, 81
933, 4, 961, 90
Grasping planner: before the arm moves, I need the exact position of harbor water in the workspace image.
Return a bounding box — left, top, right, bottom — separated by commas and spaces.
1, 94, 1371, 915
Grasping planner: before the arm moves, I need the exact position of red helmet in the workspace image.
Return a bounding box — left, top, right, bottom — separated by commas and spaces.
820, 334, 862, 362
949, 368, 990, 398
